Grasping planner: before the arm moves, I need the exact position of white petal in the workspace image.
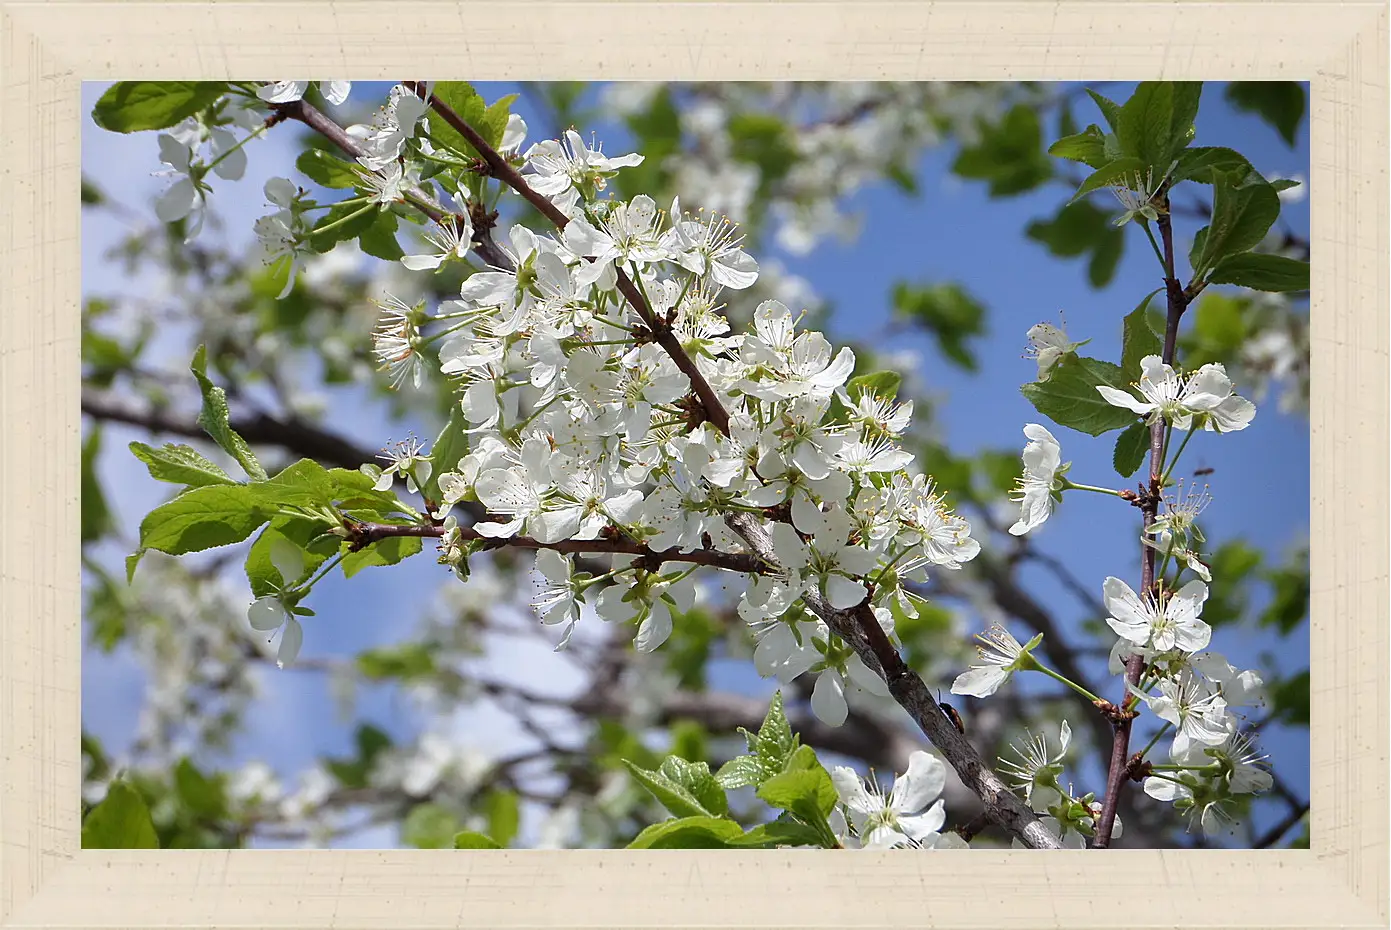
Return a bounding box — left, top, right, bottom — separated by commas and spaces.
950, 665, 1007, 698
1096, 385, 1152, 415
269, 538, 304, 585
634, 602, 673, 653
247, 596, 287, 632
890, 751, 947, 815
825, 574, 867, 610
811, 671, 848, 726
276, 616, 304, 668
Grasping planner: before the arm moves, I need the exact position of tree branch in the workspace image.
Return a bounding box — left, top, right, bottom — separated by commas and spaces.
725, 512, 1062, 849
279, 82, 1057, 848
82, 386, 377, 471
345, 519, 767, 575
405, 81, 732, 435
1094, 201, 1190, 848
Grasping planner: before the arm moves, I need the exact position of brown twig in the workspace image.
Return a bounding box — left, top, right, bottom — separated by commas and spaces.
1092, 199, 1190, 848
275, 82, 1059, 848
345, 518, 767, 575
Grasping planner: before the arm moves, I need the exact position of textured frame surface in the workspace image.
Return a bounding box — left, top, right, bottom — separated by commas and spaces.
1, 2, 1385, 927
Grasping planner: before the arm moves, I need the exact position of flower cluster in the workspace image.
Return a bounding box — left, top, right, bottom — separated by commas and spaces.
308, 94, 986, 725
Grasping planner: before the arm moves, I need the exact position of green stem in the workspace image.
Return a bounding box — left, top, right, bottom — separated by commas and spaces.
1160, 427, 1196, 486
205, 121, 270, 173
1061, 478, 1123, 497
1029, 659, 1105, 705
312, 202, 376, 237
1149, 762, 1221, 773
1141, 221, 1168, 274
1137, 722, 1173, 760
300, 552, 345, 591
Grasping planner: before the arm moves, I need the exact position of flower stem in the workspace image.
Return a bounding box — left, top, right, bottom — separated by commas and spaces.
1160, 427, 1196, 486
1137, 721, 1173, 760
1030, 659, 1105, 705
1060, 477, 1123, 497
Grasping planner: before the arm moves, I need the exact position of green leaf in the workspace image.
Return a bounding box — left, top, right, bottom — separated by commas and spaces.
1121, 289, 1165, 377
308, 200, 376, 253
951, 105, 1052, 197
326, 723, 394, 789
1047, 125, 1108, 168
1269, 670, 1310, 726
82, 428, 113, 543
174, 758, 226, 819
728, 113, 798, 193
296, 148, 361, 189
1019, 355, 1140, 436
1117, 82, 1174, 168
479, 790, 521, 847
716, 691, 799, 790
424, 407, 470, 505
246, 518, 336, 598
250, 458, 337, 508
713, 755, 763, 791
1112, 422, 1150, 478
732, 819, 828, 849
1167, 82, 1204, 157
1086, 89, 1124, 134
1187, 293, 1250, 362
845, 370, 902, 402
626, 816, 746, 849
1025, 199, 1126, 288
125, 549, 146, 583
402, 803, 460, 849
1068, 157, 1145, 205
1173, 146, 1255, 185
1225, 82, 1305, 147
129, 441, 235, 489
190, 345, 266, 481
82, 781, 159, 849
481, 94, 519, 148
91, 81, 227, 133
1207, 253, 1309, 293
429, 82, 490, 158
341, 533, 423, 578
1192, 170, 1281, 277
357, 642, 438, 681
891, 282, 986, 370
756, 766, 838, 822
623, 757, 727, 819
453, 831, 502, 849
358, 211, 404, 261
139, 484, 270, 556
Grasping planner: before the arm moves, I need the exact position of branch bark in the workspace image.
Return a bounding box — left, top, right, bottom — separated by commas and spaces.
346, 519, 767, 574
271, 82, 1062, 848
1093, 200, 1189, 848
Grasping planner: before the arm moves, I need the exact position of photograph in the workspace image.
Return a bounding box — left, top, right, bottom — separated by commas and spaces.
79, 79, 1311, 852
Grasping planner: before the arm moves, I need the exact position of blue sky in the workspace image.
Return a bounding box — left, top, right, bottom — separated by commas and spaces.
82, 81, 1309, 846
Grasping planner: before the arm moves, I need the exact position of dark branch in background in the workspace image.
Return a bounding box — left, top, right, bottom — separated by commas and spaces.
1252, 800, 1310, 849
82, 386, 376, 471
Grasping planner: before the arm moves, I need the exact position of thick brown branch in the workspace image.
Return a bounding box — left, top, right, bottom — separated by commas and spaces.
724, 512, 1062, 849
347, 519, 766, 574
407, 82, 732, 435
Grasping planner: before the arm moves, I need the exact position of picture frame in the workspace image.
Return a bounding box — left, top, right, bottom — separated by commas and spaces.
2, 2, 1385, 926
